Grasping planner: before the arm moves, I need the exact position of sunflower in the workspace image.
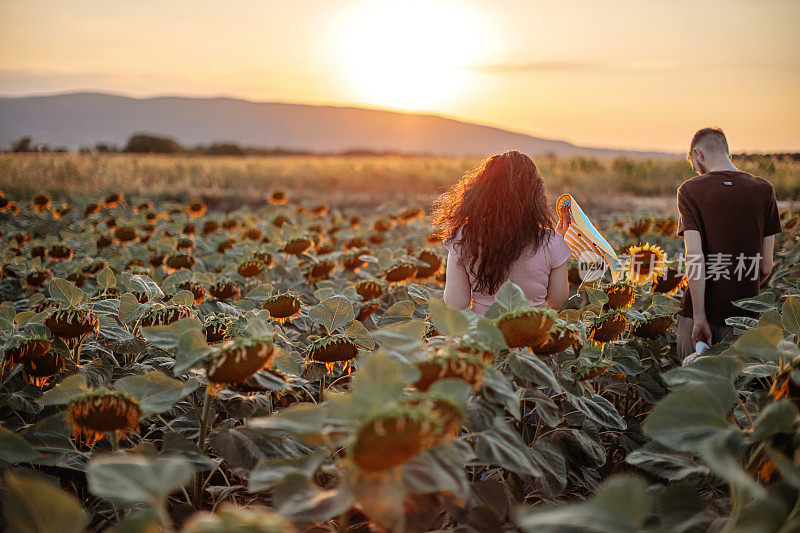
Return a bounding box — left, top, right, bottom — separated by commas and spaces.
209, 281, 241, 301
268, 191, 288, 205
139, 303, 194, 327
626, 218, 652, 238
32, 194, 51, 213
280, 237, 312, 255
23, 351, 66, 387
414, 250, 442, 279
306, 260, 336, 282
47, 245, 73, 262
343, 237, 367, 250
113, 225, 138, 243
2, 334, 51, 371
535, 320, 582, 355
573, 358, 614, 381
205, 338, 276, 396
25, 270, 50, 289
351, 408, 439, 474
307, 334, 359, 372
603, 280, 638, 311
202, 220, 220, 235
652, 268, 688, 296
164, 252, 196, 272
413, 349, 487, 393
632, 313, 675, 339
187, 200, 207, 217
625, 243, 666, 285
385, 262, 417, 285
203, 314, 232, 344
588, 310, 628, 344
343, 251, 368, 272
178, 281, 207, 305
103, 193, 123, 208
262, 292, 302, 323
68, 390, 141, 446
356, 301, 381, 322
237, 260, 265, 279
45, 308, 100, 341
496, 307, 558, 350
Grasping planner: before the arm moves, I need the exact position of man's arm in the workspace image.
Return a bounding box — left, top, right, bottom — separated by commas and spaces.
759, 235, 775, 286
684, 229, 712, 344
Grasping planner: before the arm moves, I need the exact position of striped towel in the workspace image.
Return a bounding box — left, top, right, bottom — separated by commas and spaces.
556, 194, 621, 282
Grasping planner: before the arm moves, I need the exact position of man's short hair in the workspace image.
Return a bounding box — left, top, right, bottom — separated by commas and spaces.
689, 127, 729, 155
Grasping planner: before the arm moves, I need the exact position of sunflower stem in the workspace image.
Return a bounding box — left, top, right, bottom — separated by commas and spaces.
319, 373, 326, 403
193, 390, 212, 509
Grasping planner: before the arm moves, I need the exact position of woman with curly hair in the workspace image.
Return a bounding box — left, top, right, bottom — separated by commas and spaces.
432, 150, 571, 315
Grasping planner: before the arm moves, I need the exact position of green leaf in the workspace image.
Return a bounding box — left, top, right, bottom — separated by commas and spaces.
308, 295, 355, 333
0, 426, 39, 465
349, 350, 408, 411
127, 274, 164, 300
517, 475, 652, 532
732, 325, 784, 360
567, 393, 626, 430
87, 454, 193, 506
508, 350, 560, 390
625, 442, 709, 481
376, 300, 416, 327
249, 452, 327, 492
97, 267, 116, 290
38, 374, 89, 406
643, 381, 737, 452
491, 281, 529, 314
174, 329, 214, 373
169, 290, 194, 307
118, 292, 143, 324
733, 292, 778, 313
428, 298, 469, 337
475, 418, 540, 476
781, 296, 800, 335
587, 287, 609, 308
141, 317, 204, 350
371, 320, 427, 359
115, 371, 199, 417
345, 319, 375, 350
2, 471, 88, 533
48, 278, 85, 308
750, 400, 799, 442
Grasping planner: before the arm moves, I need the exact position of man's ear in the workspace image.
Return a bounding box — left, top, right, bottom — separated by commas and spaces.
692, 147, 704, 162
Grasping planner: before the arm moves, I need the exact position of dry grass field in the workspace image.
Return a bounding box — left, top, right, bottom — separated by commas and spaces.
2, 153, 797, 217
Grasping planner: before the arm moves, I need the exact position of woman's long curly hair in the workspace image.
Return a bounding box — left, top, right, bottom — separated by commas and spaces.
431, 150, 554, 294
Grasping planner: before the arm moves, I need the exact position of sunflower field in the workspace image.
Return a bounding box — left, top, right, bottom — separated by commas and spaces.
1, 189, 799, 532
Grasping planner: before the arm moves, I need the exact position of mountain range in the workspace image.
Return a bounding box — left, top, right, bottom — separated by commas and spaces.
0, 92, 672, 158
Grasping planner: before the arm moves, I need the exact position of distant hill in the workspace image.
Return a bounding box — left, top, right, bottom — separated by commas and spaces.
0, 92, 672, 158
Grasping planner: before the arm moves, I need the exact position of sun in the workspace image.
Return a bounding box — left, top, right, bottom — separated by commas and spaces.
336, 0, 483, 111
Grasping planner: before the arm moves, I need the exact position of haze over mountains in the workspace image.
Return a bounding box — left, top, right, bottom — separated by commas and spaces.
0, 92, 672, 158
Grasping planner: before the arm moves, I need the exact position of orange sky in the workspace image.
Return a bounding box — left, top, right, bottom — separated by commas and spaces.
1, 0, 798, 152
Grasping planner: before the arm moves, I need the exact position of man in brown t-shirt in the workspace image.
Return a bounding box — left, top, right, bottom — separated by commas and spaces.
676, 127, 782, 359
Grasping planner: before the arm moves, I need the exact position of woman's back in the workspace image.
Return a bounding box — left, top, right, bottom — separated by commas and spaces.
445, 228, 571, 315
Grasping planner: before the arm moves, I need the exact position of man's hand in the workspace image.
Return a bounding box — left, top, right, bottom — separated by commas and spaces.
556, 203, 571, 236
691, 314, 712, 345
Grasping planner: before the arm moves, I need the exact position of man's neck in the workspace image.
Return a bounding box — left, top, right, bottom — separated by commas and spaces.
704, 157, 739, 173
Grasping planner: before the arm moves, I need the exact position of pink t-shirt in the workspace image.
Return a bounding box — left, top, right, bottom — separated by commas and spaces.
445, 228, 572, 316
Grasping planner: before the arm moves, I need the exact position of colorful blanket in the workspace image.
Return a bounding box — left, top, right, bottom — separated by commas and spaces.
556, 194, 622, 282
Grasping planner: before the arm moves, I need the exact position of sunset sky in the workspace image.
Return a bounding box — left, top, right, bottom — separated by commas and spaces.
1, 0, 798, 152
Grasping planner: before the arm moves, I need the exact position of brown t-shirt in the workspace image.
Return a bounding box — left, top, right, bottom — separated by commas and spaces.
677, 170, 782, 325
